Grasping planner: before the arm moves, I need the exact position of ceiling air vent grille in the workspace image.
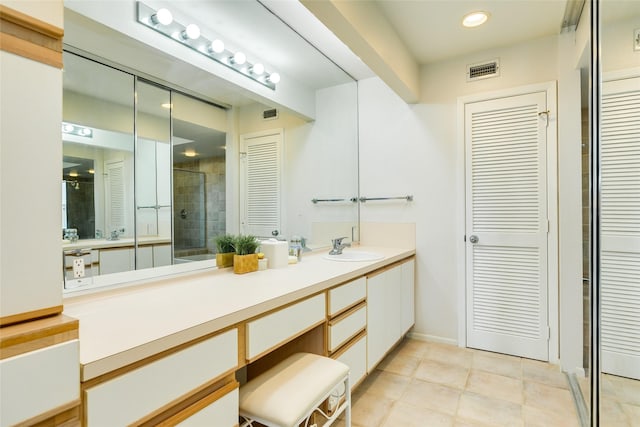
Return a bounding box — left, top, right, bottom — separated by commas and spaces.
262, 108, 279, 121
467, 59, 500, 81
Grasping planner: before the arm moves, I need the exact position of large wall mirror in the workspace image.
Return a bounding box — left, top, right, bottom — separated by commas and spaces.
589, 0, 640, 424
62, 0, 358, 290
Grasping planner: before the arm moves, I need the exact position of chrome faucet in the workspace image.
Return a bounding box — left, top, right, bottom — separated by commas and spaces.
107, 228, 124, 241
329, 237, 351, 255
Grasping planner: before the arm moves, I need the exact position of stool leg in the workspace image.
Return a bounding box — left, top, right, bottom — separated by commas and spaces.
345, 375, 351, 427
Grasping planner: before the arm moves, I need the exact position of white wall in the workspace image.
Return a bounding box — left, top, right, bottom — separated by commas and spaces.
359, 33, 585, 370
235, 82, 359, 245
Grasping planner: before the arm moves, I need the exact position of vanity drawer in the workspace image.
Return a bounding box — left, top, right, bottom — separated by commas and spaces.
328, 304, 366, 352
328, 277, 366, 316
0, 340, 79, 427
246, 293, 325, 360
85, 329, 238, 426
332, 334, 367, 389
171, 383, 238, 426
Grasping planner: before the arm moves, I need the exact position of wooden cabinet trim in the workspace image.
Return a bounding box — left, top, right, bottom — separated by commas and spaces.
329, 330, 366, 358
152, 380, 238, 427
0, 5, 63, 68
132, 374, 238, 427
12, 399, 81, 427
328, 300, 366, 324
0, 313, 77, 358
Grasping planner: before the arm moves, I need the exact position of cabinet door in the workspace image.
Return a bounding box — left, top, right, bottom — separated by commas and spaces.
99, 248, 133, 274
367, 264, 402, 372
401, 259, 415, 335
153, 244, 172, 267
137, 246, 154, 270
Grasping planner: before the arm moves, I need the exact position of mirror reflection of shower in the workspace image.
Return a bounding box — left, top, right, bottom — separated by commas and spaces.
171, 92, 228, 264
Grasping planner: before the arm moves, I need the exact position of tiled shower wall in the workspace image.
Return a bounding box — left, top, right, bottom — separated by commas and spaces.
173, 157, 226, 255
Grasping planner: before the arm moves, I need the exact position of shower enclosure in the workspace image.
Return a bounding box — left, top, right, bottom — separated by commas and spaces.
172, 169, 206, 257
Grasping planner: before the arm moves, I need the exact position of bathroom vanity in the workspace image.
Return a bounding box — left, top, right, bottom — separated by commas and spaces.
63, 246, 415, 425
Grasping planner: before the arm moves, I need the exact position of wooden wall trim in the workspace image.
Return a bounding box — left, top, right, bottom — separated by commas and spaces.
0, 314, 78, 360
13, 399, 80, 427
0, 4, 63, 68
0, 305, 64, 328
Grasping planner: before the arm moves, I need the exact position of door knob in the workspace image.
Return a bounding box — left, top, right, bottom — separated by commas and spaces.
469, 235, 479, 244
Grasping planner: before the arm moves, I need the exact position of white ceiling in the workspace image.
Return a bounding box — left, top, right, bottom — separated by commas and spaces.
374, 0, 568, 65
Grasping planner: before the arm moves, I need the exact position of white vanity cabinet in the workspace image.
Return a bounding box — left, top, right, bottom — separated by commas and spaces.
366, 257, 415, 372
98, 247, 134, 274
246, 293, 325, 361
327, 277, 368, 389
84, 328, 238, 426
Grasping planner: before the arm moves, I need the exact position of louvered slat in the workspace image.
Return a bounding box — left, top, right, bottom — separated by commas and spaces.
108, 163, 125, 228
472, 246, 541, 339
471, 104, 540, 232
244, 137, 281, 233
601, 77, 640, 379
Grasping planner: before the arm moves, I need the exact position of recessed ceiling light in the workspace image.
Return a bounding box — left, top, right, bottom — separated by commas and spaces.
184, 148, 198, 157
462, 11, 489, 28
161, 103, 173, 109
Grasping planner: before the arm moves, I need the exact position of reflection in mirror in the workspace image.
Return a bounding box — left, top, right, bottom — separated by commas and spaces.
62, 0, 358, 291
171, 92, 228, 262
596, 0, 640, 424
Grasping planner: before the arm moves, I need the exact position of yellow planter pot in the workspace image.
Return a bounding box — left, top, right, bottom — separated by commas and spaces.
233, 254, 258, 274
216, 252, 235, 268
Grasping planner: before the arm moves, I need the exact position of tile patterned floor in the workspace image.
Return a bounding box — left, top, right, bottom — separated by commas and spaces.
579, 372, 640, 427
334, 338, 583, 427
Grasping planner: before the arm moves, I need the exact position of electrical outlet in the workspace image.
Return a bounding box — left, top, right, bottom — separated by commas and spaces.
73, 258, 85, 278
635, 28, 640, 52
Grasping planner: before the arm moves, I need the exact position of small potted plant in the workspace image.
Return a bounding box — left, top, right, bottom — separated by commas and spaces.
214, 234, 236, 268
233, 235, 260, 274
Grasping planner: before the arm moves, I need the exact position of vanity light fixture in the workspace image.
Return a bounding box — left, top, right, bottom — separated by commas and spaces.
209, 39, 225, 54
151, 8, 173, 26
181, 23, 200, 40
62, 122, 93, 138
250, 63, 265, 75
267, 72, 281, 84
462, 11, 490, 28
136, 1, 280, 90
229, 51, 246, 65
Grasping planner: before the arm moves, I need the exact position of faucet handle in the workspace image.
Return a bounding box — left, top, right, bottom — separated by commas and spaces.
331, 236, 349, 246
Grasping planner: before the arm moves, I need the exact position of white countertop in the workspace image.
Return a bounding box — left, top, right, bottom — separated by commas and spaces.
63, 245, 415, 381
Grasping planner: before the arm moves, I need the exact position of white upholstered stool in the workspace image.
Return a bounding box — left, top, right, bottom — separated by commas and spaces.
239, 353, 351, 427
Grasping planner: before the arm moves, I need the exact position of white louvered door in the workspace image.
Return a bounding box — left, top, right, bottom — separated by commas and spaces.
601, 76, 640, 380
465, 91, 549, 361
240, 130, 282, 238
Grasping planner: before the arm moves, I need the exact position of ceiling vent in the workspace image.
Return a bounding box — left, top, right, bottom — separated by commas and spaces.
467, 59, 500, 82
262, 108, 279, 121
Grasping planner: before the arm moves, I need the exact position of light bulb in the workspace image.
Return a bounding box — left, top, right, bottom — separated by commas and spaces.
80, 128, 92, 136
63, 124, 74, 132
182, 24, 200, 40
231, 51, 246, 65
151, 8, 173, 26
209, 39, 225, 54
462, 11, 489, 27
267, 72, 280, 84
251, 63, 265, 75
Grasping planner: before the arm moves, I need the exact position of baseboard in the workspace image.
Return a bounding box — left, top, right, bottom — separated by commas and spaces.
407, 331, 458, 347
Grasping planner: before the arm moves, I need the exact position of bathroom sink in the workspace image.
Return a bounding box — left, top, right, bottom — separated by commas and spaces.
323, 250, 384, 262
